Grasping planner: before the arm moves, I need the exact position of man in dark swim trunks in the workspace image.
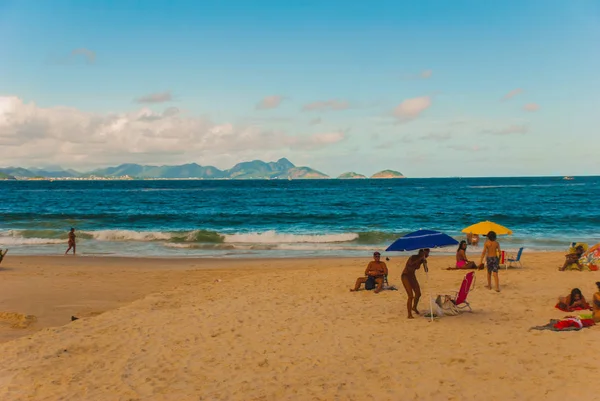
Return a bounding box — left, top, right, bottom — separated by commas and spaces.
401, 248, 429, 319
350, 252, 388, 293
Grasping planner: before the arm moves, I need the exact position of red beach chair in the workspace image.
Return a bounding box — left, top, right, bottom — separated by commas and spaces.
451, 271, 475, 312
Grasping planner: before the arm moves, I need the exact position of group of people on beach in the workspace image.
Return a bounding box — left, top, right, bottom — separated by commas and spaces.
556, 284, 600, 323
351, 231, 503, 318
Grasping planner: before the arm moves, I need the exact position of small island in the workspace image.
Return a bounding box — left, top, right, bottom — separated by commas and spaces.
0, 159, 405, 180
0, 172, 16, 180
370, 170, 405, 179
337, 172, 367, 179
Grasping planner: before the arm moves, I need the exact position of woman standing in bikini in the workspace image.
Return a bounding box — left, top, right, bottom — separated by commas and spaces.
401, 248, 429, 319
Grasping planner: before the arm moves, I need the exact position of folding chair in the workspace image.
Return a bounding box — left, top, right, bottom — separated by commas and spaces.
451, 271, 475, 312
506, 247, 524, 269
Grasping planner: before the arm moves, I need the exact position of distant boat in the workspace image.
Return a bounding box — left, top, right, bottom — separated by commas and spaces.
563, 176, 574, 180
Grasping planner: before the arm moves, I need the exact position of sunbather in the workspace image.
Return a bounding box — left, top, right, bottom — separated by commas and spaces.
556, 288, 591, 312
593, 282, 600, 323
455, 240, 477, 269
560, 245, 585, 271
350, 252, 388, 293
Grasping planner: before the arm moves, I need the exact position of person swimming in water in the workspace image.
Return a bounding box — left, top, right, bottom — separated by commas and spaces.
401, 248, 429, 319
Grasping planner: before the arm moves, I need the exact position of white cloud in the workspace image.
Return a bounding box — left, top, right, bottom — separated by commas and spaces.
309, 131, 344, 145
523, 103, 540, 112
135, 91, 173, 104
256, 95, 284, 110
482, 124, 529, 135
421, 132, 451, 141
302, 100, 349, 112
0, 96, 341, 168
448, 144, 488, 152
401, 69, 433, 80
393, 96, 432, 122
288, 131, 346, 150
71, 48, 96, 64
309, 117, 322, 125
502, 88, 523, 101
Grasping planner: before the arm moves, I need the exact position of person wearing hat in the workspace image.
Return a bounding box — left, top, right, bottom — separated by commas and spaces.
350, 252, 388, 293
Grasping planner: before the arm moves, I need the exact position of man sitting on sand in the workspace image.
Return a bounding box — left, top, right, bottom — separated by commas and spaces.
560, 245, 585, 271
350, 252, 388, 294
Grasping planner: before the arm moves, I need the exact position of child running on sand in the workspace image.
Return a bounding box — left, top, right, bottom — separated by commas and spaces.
480, 231, 501, 292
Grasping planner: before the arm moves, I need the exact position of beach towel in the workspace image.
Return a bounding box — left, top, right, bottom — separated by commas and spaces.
555, 302, 591, 312
530, 317, 595, 332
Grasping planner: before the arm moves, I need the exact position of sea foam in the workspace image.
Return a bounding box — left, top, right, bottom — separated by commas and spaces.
223, 231, 359, 244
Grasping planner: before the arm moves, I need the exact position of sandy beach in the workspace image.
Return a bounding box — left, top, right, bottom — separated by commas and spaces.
1, 253, 599, 400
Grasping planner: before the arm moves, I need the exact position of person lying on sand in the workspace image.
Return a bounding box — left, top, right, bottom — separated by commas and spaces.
401, 248, 429, 319
560, 245, 585, 271
556, 288, 591, 312
350, 252, 388, 294
447, 240, 479, 270
0, 249, 7, 265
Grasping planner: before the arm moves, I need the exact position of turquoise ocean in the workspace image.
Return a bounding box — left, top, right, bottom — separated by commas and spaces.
1, 177, 599, 258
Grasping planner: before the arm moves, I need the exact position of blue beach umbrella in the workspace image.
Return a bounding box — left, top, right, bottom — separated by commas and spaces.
386, 229, 458, 252
386, 229, 458, 322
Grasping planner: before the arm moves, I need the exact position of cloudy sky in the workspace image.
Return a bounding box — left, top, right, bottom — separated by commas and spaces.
1, 0, 599, 177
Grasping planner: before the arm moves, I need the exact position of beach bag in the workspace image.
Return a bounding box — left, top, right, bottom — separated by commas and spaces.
435, 295, 461, 316
365, 276, 376, 290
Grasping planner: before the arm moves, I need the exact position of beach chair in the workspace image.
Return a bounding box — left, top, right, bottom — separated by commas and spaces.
505, 247, 524, 269
451, 271, 475, 312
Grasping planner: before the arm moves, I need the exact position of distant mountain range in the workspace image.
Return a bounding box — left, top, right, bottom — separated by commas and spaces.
0, 158, 405, 180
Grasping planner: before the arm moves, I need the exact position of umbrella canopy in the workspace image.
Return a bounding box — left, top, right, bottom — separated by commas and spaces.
461, 221, 512, 236
386, 229, 459, 252
570, 242, 589, 254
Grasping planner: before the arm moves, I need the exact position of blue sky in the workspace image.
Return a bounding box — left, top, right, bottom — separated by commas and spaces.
1, 0, 599, 177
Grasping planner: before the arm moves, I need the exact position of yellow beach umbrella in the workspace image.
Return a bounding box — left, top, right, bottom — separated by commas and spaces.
461, 221, 513, 236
